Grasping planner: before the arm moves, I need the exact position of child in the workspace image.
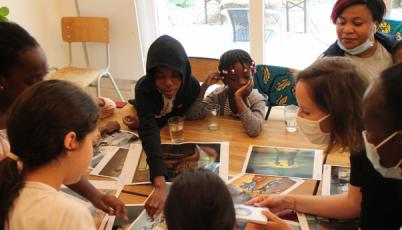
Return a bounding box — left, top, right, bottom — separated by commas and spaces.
392, 40, 402, 64
0, 21, 126, 219
186, 49, 266, 137
164, 168, 236, 230
125, 35, 200, 217
0, 80, 98, 229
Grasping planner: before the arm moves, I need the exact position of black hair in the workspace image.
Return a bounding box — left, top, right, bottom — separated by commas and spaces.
218, 49, 253, 73
164, 168, 236, 230
378, 63, 402, 130
0, 80, 99, 229
391, 40, 402, 63
330, 0, 386, 24
297, 57, 369, 154
0, 21, 39, 76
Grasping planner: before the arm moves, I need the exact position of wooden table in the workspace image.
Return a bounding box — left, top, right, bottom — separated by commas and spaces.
99, 105, 350, 203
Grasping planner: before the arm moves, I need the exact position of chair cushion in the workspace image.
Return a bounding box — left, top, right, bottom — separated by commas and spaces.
379, 19, 402, 39
47, 67, 104, 87
253, 64, 298, 107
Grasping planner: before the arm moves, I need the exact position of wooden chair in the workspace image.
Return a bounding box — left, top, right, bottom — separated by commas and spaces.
47, 17, 125, 101
189, 56, 220, 82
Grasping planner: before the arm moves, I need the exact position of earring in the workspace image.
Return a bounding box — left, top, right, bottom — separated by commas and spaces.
0, 85, 4, 91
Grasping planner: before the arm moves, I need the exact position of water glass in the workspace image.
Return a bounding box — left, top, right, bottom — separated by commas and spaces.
284, 105, 298, 132
204, 104, 220, 130
168, 116, 184, 143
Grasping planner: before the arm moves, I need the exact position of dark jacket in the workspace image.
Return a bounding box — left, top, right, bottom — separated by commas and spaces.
322, 32, 398, 57
134, 35, 200, 181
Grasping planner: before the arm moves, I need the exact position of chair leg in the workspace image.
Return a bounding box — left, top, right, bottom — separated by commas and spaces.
265, 106, 272, 120
96, 73, 102, 98
97, 71, 126, 102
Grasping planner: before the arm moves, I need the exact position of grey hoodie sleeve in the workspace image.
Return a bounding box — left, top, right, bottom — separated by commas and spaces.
185, 87, 219, 120
238, 90, 267, 137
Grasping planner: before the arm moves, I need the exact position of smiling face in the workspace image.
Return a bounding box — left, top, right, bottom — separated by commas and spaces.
0, 46, 48, 112
223, 62, 252, 93
335, 4, 376, 50
154, 67, 182, 99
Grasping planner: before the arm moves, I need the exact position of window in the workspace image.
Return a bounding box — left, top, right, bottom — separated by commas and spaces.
264, 0, 336, 69
156, 0, 250, 58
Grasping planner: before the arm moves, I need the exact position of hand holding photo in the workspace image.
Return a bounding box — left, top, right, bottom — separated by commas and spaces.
234, 204, 268, 225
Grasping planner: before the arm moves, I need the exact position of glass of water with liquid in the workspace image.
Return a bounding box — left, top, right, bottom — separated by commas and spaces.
284, 105, 298, 132
204, 103, 220, 130
168, 116, 184, 143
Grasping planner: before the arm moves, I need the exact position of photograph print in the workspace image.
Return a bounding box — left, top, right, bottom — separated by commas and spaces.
107, 204, 145, 230
243, 145, 323, 179
131, 142, 229, 183
322, 164, 351, 195
228, 173, 303, 204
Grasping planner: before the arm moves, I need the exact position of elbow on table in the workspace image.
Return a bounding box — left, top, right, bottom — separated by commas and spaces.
246, 126, 262, 137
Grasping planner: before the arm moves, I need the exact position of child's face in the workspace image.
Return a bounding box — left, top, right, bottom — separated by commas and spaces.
0, 46, 48, 112
394, 48, 402, 64
223, 62, 252, 93
154, 67, 182, 99
63, 129, 99, 185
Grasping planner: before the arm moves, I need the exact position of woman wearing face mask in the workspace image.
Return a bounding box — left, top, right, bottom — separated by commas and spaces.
247, 57, 381, 229
321, 0, 398, 81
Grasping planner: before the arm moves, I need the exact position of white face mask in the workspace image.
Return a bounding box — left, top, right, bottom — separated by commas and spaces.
337, 39, 373, 55
362, 130, 402, 180
296, 114, 330, 145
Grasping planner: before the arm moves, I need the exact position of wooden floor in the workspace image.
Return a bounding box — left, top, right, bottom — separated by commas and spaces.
85, 78, 135, 102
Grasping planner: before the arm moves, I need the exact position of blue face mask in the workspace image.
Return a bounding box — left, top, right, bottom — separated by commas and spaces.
337, 39, 373, 55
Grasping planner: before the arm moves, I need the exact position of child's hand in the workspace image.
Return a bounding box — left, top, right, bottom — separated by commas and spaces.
246, 195, 294, 213
123, 115, 139, 130
246, 210, 291, 230
145, 176, 168, 219
235, 77, 253, 99
201, 71, 221, 90
95, 193, 128, 221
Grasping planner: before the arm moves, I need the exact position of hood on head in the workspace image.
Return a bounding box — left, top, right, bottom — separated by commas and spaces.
146, 35, 192, 89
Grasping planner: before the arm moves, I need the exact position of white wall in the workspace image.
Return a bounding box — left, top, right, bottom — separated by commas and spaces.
2, 0, 68, 68
2, 0, 145, 81
67, 0, 145, 80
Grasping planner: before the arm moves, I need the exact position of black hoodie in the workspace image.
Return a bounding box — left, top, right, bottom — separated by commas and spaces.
134, 35, 200, 180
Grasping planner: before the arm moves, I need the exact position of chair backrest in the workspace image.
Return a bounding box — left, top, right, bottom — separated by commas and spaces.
189, 57, 220, 82
61, 17, 109, 43
379, 18, 402, 39
226, 8, 249, 42
253, 64, 298, 107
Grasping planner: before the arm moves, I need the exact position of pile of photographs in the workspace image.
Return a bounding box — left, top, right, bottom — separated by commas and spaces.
90, 134, 359, 230
89, 139, 229, 229
230, 145, 324, 229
